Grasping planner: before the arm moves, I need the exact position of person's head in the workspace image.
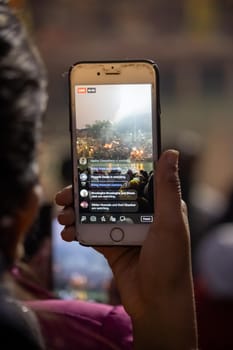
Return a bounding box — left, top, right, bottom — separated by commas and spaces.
195, 223, 233, 298
0, 1, 48, 266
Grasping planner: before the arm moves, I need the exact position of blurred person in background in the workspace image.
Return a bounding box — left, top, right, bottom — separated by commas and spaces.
0, 0, 54, 301
0, 0, 46, 347
187, 129, 233, 276
163, 129, 233, 279
191, 181, 233, 349
194, 223, 233, 349
0, 0, 48, 298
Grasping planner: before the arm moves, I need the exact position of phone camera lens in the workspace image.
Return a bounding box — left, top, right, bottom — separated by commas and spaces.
97, 72, 100, 76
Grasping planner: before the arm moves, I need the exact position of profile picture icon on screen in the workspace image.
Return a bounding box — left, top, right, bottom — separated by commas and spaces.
80, 189, 88, 198
80, 201, 89, 209
80, 172, 88, 181
79, 157, 87, 165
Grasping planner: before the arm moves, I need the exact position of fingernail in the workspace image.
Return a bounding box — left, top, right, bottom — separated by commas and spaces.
166, 149, 179, 167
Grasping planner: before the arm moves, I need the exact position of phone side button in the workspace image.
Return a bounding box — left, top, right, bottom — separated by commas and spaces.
110, 228, 124, 242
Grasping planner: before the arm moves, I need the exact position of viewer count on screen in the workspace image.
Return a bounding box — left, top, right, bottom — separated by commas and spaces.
75, 84, 155, 224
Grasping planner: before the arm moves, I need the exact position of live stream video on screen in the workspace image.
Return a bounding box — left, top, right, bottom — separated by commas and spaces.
75, 84, 155, 225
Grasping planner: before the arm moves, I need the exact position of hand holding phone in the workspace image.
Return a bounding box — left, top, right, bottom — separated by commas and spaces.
55, 149, 198, 349
69, 60, 161, 245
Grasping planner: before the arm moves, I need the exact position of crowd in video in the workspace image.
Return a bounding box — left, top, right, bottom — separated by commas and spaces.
76, 119, 154, 223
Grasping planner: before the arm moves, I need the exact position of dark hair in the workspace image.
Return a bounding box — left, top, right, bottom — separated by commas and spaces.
0, 288, 45, 349
0, 3, 48, 219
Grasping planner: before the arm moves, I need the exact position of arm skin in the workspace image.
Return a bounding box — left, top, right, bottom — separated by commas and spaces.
55, 149, 198, 350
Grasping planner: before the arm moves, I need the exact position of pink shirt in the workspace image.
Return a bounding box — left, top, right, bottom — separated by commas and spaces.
27, 299, 133, 350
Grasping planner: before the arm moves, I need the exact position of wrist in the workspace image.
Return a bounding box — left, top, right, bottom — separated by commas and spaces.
131, 289, 198, 350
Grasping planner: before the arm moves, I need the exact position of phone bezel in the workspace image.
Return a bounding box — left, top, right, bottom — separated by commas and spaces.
69, 59, 161, 246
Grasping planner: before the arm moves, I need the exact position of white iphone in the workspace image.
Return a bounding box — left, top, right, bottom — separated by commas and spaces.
69, 59, 161, 246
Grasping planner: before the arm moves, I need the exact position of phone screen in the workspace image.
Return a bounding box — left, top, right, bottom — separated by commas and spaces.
75, 83, 154, 226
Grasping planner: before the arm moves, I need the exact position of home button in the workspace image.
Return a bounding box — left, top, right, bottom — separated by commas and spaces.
110, 228, 124, 242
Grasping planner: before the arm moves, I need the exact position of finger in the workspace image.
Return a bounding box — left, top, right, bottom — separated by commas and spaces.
181, 199, 188, 215
94, 245, 139, 277
155, 149, 183, 229
61, 225, 76, 242
94, 245, 130, 261
57, 207, 75, 226
55, 185, 73, 206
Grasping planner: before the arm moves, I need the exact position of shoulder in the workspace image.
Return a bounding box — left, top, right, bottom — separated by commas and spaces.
26, 299, 133, 350
0, 292, 45, 349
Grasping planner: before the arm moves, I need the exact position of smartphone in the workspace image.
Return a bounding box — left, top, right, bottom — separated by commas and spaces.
69, 59, 161, 246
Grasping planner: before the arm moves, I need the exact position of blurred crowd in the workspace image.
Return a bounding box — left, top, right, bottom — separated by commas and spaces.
164, 128, 233, 349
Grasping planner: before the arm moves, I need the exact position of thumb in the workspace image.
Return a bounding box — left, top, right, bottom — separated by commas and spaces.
155, 149, 183, 229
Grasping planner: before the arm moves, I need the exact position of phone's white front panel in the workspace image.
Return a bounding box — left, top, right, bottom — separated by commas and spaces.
70, 61, 159, 245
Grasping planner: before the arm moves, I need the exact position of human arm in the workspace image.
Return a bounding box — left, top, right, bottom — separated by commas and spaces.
55, 149, 198, 350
